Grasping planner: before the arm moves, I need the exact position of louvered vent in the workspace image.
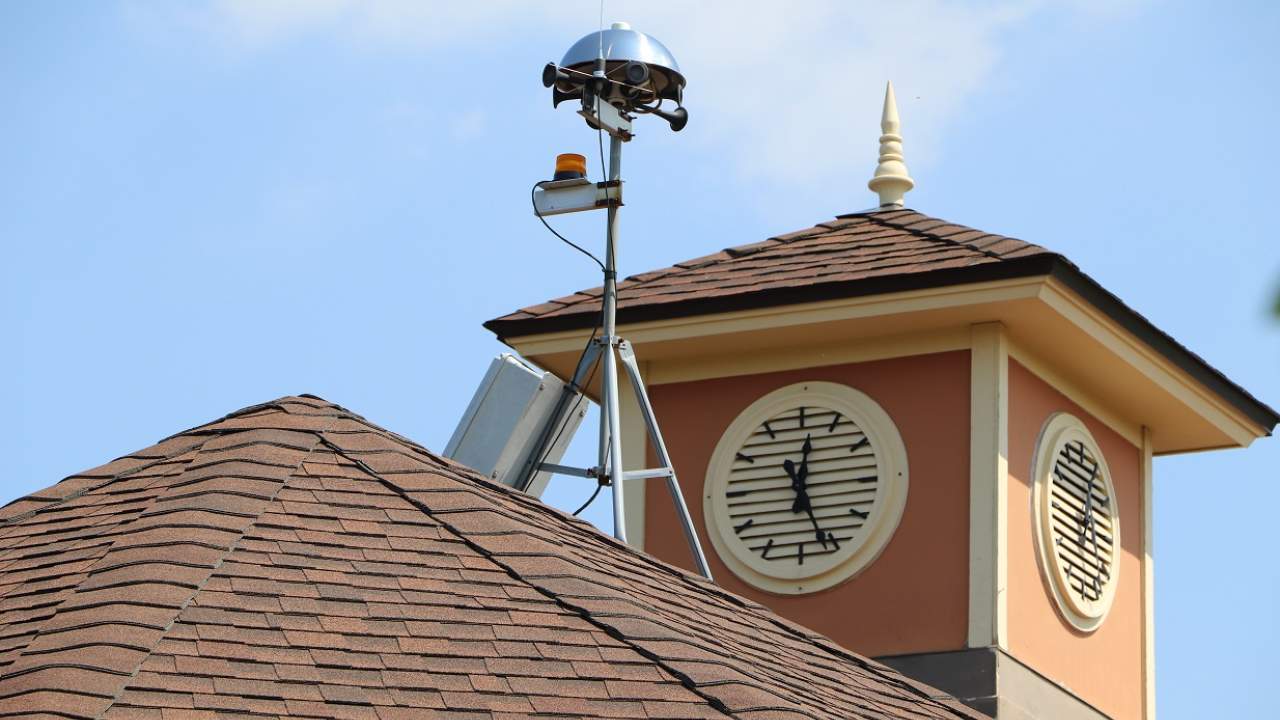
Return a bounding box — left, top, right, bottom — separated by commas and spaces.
1033, 413, 1120, 631
725, 406, 877, 566
1048, 440, 1115, 604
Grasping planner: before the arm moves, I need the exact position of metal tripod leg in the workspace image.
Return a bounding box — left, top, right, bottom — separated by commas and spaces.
601, 338, 627, 545
515, 341, 602, 492
616, 339, 713, 580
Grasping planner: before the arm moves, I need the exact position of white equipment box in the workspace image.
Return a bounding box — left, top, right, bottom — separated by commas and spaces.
443, 354, 587, 498
532, 177, 622, 217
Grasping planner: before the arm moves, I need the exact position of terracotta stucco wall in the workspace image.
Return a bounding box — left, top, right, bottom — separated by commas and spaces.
1007, 359, 1144, 720
645, 351, 971, 657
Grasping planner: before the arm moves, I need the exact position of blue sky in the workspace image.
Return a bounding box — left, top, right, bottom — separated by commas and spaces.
3, 2, 1277, 716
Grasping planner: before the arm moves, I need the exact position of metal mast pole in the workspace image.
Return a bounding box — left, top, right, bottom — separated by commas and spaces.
600, 133, 628, 543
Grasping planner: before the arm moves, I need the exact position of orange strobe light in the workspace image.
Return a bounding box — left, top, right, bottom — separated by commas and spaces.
553, 153, 587, 181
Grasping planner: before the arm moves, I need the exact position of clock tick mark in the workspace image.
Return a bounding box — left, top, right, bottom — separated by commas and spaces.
761, 538, 774, 560
762, 421, 776, 439
734, 518, 754, 533
850, 508, 869, 519
850, 437, 870, 453
799, 406, 806, 428
827, 532, 840, 550
735, 452, 755, 464
828, 413, 841, 432
726, 489, 749, 498
797, 542, 805, 565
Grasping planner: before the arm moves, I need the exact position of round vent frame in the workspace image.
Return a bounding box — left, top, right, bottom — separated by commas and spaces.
703, 381, 908, 595
1031, 412, 1121, 632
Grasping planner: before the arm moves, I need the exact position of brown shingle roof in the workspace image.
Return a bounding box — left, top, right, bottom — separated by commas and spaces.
0, 396, 982, 720
485, 208, 1279, 435
484, 208, 1054, 338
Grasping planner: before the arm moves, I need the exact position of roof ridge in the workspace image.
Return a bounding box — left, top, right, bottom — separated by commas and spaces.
93, 434, 330, 717
309, 427, 978, 718
0, 422, 333, 716
861, 211, 1015, 261
0, 438, 206, 529
1, 397, 344, 529
316, 438, 742, 717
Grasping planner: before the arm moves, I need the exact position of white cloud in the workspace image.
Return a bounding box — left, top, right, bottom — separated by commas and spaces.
622, 1, 1038, 183
127, 1, 1147, 191
171, 0, 582, 50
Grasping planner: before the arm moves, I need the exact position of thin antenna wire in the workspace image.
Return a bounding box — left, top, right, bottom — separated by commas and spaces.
598, 0, 605, 59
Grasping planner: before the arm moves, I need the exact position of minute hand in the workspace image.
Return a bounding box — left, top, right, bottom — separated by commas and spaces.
785, 438, 828, 547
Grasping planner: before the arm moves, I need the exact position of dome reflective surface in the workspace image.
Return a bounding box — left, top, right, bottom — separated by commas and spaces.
561, 26, 682, 74
558, 25, 685, 103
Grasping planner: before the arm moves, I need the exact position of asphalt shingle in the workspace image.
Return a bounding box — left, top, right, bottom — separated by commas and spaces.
485, 208, 1053, 339
0, 396, 983, 720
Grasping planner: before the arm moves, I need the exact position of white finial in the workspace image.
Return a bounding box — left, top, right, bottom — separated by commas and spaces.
867, 81, 915, 208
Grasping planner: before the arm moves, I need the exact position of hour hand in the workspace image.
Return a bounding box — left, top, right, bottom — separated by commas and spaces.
783, 459, 800, 486
783, 459, 804, 512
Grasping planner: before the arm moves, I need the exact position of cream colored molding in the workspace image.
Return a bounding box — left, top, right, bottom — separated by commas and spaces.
1007, 340, 1143, 448
619, 361, 648, 552
1141, 426, 1156, 720
702, 381, 909, 595
647, 328, 970, 386
1038, 279, 1264, 448
1031, 413, 1120, 632
508, 277, 1045, 358
506, 274, 1266, 455
969, 322, 1009, 649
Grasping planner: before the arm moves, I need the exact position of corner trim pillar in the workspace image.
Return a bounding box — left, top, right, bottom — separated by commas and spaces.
969, 322, 1009, 649
1141, 426, 1156, 719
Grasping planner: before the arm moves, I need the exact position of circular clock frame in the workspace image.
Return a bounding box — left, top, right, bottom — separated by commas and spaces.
1031, 412, 1120, 632
703, 381, 908, 595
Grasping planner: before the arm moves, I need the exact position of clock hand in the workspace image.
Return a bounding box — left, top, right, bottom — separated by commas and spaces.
797, 493, 828, 547
786, 437, 827, 547
795, 433, 813, 492
1083, 464, 1104, 575
783, 459, 804, 513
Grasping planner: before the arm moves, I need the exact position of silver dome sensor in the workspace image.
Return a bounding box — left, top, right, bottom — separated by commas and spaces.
541, 22, 688, 132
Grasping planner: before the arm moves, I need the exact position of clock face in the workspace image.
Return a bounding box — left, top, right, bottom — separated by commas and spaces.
704, 382, 908, 595
1032, 413, 1119, 632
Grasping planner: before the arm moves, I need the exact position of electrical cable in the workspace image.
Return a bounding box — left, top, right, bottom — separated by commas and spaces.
568, 122, 619, 520
597, 126, 607, 183
531, 182, 604, 270
573, 476, 605, 517
524, 120, 614, 492
522, 105, 618, 521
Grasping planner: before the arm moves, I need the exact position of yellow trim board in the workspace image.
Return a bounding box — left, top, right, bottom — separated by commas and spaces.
1036, 279, 1264, 448
968, 322, 1009, 649
1008, 341, 1143, 448
1141, 427, 1156, 720
646, 328, 970, 386
505, 274, 1266, 455
509, 277, 1044, 357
